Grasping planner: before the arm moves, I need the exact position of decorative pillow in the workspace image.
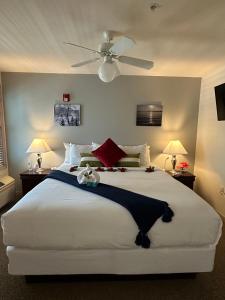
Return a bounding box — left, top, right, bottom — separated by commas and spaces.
120, 144, 150, 166
70, 144, 92, 165
92, 142, 150, 166
92, 138, 126, 167
115, 153, 141, 167
79, 153, 104, 168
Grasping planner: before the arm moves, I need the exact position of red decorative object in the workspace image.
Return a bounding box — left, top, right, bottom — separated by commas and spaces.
177, 161, 190, 171
107, 167, 117, 172
118, 167, 127, 172
63, 93, 70, 102
69, 166, 78, 172
145, 166, 155, 172
95, 167, 105, 172
92, 138, 126, 167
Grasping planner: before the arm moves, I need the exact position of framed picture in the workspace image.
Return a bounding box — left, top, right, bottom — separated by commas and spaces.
54, 104, 81, 126
136, 104, 162, 126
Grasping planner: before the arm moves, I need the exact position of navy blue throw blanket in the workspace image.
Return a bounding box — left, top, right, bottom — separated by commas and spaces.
46, 170, 174, 248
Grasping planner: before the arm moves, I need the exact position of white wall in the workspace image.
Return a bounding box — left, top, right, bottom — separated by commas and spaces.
195, 67, 225, 217
2, 73, 201, 193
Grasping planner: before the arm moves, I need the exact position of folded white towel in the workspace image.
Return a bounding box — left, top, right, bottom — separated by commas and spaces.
77, 164, 100, 185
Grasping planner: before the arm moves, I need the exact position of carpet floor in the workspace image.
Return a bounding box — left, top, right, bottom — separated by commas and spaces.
0, 202, 224, 300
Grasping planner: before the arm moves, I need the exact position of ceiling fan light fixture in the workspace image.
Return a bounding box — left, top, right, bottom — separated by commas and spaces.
98, 58, 120, 82
67, 31, 154, 83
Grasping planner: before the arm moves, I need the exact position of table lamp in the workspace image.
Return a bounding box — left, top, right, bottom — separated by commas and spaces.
26, 138, 51, 172
163, 140, 187, 174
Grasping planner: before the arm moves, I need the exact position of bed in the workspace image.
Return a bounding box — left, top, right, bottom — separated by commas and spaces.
1, 164, 222, 275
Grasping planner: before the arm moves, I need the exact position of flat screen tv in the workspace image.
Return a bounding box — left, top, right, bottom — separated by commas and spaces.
214, 83, 225, 121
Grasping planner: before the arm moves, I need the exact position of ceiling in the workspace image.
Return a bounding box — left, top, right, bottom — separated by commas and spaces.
0, 0, 225, 77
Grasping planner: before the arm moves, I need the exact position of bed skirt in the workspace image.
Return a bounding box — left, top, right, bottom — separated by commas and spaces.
7, 245, 216, 275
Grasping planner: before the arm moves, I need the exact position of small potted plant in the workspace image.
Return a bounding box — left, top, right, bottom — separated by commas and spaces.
176, 161, 190, 173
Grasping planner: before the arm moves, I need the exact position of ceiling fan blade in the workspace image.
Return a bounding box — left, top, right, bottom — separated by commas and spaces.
71, 57, 100, 68
64, 42, 100, 54
109, 37, 135, 55
117, 56, 154, 70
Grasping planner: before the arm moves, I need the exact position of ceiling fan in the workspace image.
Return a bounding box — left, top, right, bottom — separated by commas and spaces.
64, 31, 154, 82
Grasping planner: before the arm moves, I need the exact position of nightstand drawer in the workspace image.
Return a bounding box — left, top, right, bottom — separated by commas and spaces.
167, 171, 196, 190
20, 170, 51, 196
173, 176, 195, 190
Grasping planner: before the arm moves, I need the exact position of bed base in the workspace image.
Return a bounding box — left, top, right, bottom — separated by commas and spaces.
7, 245, 216, 276
24, 273, 197, 283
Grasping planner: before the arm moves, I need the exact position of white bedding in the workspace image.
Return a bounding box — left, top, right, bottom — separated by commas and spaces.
1, 166, 222, 250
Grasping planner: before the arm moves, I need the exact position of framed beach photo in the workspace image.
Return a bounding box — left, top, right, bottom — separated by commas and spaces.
136, 104, 162, 126
54, 104, 81, 126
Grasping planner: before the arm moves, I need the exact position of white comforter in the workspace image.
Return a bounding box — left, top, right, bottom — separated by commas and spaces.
1, 166, 222, 250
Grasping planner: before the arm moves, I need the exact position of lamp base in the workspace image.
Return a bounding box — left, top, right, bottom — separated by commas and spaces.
169, 169, 179, 176
171, 155, 177, 175
36, 168, 44, 173
36, 153, 43, 173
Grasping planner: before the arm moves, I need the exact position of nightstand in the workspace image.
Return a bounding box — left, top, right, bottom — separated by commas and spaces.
167, 171, 196, 190
20, 169, 51, 196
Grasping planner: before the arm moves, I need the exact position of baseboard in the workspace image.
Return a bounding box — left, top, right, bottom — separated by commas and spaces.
25, 273, 197, 283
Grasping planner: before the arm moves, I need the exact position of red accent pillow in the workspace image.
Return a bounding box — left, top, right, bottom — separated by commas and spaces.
92, 138, 126, 167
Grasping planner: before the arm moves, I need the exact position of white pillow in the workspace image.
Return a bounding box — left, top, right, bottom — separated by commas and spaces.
120, 144, 150, 167
70, 143, 92, 165
91, 142, 100, 151
63, 143, 71, 164
91, 142, 150, 166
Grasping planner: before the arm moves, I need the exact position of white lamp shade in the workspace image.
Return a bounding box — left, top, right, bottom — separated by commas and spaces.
163, 140, 187, 155
98, 60, 120, 82
26, 138, 51, 154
